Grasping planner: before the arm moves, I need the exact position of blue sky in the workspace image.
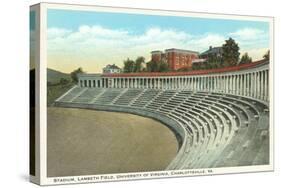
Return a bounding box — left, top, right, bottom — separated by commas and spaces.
47, 9, 270, 73
30, 10, 36, 69
30, 11, 36, 31
47, 9, 268, 36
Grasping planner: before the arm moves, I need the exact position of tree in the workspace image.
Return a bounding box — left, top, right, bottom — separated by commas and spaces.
263, 50, 270, 60
59, 78, 69, 85
207, 53, 223, 69
134, 56, 145, 72
158, 61, 169, 72
222, 38, 240, 66
70, 67, 84, 83
146, 60, 159, 72
240, 53, 252, 64
123, 58, 135, 73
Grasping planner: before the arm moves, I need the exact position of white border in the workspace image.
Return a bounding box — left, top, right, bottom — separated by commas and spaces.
37, 3, 274, 185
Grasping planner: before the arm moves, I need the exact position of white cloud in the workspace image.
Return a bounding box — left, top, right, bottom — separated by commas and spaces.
47, 25, 269, 73
240, 47, 269, 61
47, 28, 72, 39
229, 28, 265, 40
228, 27, 269, 51
188, 34, 225, 51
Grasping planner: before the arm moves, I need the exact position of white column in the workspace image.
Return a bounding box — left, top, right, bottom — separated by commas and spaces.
260, 71, 263, 100
217, 76, 220, 92
233, 75, 235, 94
254, 72, 258, 98
214, 76, 217, 92
229, 75, 234, 94
238, 74, 240, 95
243, 74, 244, 95
244, 75, 247, 96
265, 70, 268, 101
247, 74, 250, 96
210, 77, 213, 92
252, 73, 255, 97
221, 76, 225, 93
193, 77, 195, 91
200, 77, 202, 91
233, 75, 236, 95
190, 77, 192, 90
198, 77, 200, 91
241, 75, 244, 95
203, 77, 206, 91
258, 72, 261, 99
196, 77, 199, 91
225, 76, 228, 93
256, 72, 260, 99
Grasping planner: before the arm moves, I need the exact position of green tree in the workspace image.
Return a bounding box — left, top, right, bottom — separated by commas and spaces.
222, 38, 240, 66
158, 61, 169, 72
70, 67, 84, 83
240, 53, 252, 64
263, 50, 270, 60
146, 60, 159, 72
59, 78, 69, 85
123, 58, 135, 73
134, 56, 145, 72
207, 53, 223, 69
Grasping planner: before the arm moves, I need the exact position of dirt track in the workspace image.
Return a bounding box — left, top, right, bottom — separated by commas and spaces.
47, 107, 178, 177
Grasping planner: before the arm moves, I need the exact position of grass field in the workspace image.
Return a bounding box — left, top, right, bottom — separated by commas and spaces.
47, 82, 74, 106
47, 107, 178, 177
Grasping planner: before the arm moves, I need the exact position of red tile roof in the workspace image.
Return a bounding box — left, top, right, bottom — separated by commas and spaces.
102, 59, 268, 78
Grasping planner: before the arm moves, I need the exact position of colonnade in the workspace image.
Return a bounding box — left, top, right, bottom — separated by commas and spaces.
78, 66, 269, 101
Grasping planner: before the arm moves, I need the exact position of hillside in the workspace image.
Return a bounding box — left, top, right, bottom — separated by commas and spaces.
47, 68, 71, 84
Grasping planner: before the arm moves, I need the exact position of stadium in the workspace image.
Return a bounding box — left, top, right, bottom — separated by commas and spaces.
53, 59, 270, 175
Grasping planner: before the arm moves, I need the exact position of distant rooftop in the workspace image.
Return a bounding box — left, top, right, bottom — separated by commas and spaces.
200, 46, 222, 56
102, 59, 268, 78
151, 50, 163, 54
151, 48, 199, 55
165, 48, 199, 54
104, 64, 121, 69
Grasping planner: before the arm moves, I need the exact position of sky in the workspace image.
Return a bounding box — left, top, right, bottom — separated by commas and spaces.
47, 9, 270, 73
30, 10, 36, 70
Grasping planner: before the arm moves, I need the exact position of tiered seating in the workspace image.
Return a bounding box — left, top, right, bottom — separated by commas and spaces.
57, 86, 85, 102
55, 87, 269, 169
131, 89, 161, 108
93, 88, 125, 105
146, 90, 176, 110
72, 88, 104, 103
113, 89, 143, 106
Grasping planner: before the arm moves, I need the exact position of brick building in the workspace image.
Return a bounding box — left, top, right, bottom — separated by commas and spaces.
150, 48, 199, 71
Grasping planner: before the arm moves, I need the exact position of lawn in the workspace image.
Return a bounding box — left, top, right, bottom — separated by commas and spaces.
47, 107, 178, 177
47, 82, 74, 106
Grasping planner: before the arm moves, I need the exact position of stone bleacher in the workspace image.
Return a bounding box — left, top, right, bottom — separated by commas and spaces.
55, 87, 269, 169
